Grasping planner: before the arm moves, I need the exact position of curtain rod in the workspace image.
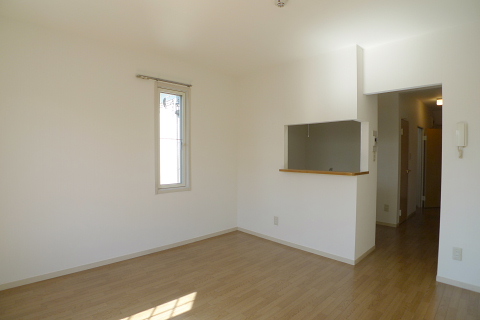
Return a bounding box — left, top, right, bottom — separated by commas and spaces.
136, 74, 192, 87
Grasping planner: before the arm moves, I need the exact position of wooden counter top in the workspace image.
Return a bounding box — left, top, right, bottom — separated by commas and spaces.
279, 169, 369, 176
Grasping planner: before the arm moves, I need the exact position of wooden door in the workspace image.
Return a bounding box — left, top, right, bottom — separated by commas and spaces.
424, 129, 442, 207
399, 119, 409, 224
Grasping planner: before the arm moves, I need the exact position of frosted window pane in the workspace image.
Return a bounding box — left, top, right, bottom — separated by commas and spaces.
159, 93, 182, 185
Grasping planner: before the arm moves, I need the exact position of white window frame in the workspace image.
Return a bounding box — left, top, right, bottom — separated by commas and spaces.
155, 81, 191, 194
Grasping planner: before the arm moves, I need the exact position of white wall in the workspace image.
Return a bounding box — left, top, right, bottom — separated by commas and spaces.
0, 19, 238, 287
376, 93, 400, 225
355, 47, 378, 260
237, 46, 376, 263
365, 22, 480, 292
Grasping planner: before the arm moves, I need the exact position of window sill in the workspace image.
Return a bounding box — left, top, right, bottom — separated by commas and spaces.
156, 186, 191, 194
279, 169, 369, 176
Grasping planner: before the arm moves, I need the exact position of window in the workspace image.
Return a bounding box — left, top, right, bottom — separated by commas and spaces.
155, 81, 190, 193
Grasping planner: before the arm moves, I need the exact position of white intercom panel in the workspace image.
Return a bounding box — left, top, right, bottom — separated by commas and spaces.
456, 122, 467, 158
456, 122, 467, 147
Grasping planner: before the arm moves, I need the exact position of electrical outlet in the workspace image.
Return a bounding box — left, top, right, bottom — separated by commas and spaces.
453, 247, 462, 261
274, 216, 279, 226
384, 204, 389, 212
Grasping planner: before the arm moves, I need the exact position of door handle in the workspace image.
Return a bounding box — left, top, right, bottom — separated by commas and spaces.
406, 169, 411, 174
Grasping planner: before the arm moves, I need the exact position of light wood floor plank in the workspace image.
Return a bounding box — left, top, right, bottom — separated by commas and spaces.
1, 208, 480, 319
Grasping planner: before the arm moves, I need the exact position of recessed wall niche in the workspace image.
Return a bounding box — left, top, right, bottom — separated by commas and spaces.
284, 120, 369, 174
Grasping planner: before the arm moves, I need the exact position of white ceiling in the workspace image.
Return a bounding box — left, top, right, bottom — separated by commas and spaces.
1, 0, 479, 76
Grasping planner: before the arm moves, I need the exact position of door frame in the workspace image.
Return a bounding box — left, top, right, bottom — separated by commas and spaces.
417, 127, 425, 208
399, 118, 409, 224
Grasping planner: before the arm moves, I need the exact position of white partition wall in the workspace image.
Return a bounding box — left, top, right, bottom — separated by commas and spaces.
237, 46, 377, 264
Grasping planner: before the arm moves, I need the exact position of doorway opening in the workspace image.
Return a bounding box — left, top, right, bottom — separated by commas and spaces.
375, 85, 442, 269
376, 85, 442, 226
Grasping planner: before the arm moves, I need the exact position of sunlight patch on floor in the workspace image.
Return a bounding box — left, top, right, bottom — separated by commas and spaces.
120, 292, 197, 320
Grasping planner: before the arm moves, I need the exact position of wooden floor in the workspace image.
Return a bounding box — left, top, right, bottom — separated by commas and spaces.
1, 208, 480, 320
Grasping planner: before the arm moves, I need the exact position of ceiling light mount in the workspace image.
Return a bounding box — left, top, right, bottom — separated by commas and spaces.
276, 0, 286, 7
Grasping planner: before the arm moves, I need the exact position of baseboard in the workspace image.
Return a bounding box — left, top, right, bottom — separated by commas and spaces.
436, 276, 480, 293
0, 227, 237, 291
237, 228, 355, 265
376, 221, 398, 227
355, 246, 375, 264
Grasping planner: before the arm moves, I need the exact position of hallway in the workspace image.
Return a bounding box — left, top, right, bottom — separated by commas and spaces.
360, 208, 446, 318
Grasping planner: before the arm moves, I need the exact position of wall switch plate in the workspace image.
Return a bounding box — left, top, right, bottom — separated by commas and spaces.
384, 204, 389, 212
274, 216, 279, 226
453, 247, 462, 261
